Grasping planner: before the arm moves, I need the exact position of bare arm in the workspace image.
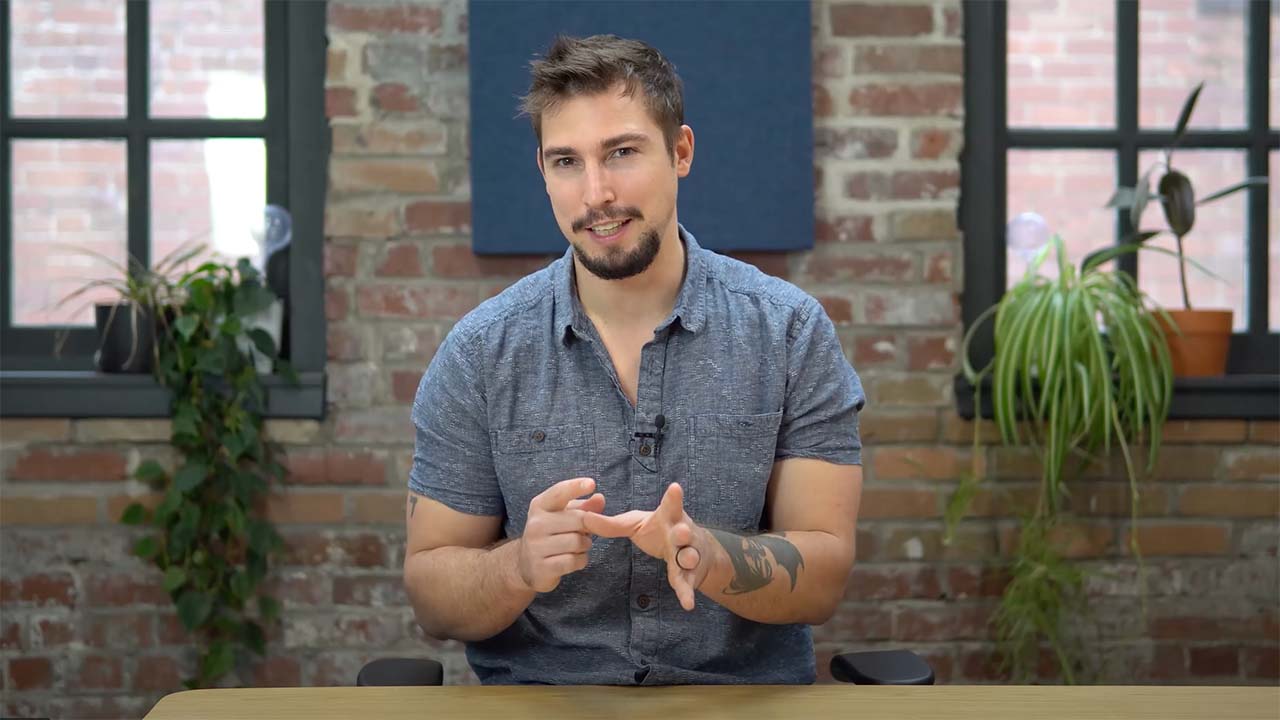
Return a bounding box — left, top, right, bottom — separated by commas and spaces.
403, 492, 535, 642
582, 458, 861, 626
695, 458, 861, 625
404, 478, 606, 642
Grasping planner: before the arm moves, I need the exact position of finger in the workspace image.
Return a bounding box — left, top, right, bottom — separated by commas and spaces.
659, 483, 685, 524
531, 477, 596, 512
544, 551, 591, 577
676, 545, 701, 571
668, 561, 695, 611
670, 522, 694, 548
581, 509, 649, 538
537, 527, 591, 556
565, 493, 605, 513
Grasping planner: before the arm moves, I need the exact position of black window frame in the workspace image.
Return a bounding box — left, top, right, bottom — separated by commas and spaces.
0, 0, 328, 418
958, 0, 1279, 420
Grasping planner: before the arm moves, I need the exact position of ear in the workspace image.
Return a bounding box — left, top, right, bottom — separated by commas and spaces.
535, 145, 546, 181
674, 125, 694, 178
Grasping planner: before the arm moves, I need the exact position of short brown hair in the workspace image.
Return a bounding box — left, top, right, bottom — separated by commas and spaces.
519, 34, 684, 155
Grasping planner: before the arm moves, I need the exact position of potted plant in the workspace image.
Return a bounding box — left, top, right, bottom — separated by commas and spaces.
948, 233, 1174, 683
121, 256, 296, 688
54, 241, 205, 373
1104, 82, 1268, 376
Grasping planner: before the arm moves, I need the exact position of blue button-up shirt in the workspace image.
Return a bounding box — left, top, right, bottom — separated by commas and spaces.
409, 226, 865, 685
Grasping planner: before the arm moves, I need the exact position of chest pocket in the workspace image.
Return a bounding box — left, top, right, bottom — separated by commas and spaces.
686, 412, 783, 533
491, 423, 595, 533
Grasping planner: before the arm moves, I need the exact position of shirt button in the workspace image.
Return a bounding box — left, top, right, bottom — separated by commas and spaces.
636, 594, 651, 609
530, 430, 545, 442
638, 444, 652, 456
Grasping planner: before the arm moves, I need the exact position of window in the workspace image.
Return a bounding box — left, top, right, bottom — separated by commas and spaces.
0, 0, 328, 418
959, 0, 1278, 419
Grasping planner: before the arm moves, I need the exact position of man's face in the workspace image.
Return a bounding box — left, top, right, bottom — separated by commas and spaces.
537, 86, 692, 281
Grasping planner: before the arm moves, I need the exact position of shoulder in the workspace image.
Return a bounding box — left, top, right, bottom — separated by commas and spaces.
440, 256, 562, 352
699, 249, 822, 329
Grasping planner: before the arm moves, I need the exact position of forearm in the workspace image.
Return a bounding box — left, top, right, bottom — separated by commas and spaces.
696, 528, 853, 625
403, 539, 536, 642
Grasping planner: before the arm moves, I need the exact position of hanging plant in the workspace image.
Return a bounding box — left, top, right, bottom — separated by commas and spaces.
121, 257, 296, 688
947, 235, 1174, 682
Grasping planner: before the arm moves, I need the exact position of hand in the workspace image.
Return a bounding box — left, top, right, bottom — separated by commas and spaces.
582, 483, 711, 611
515, 477, 605, 593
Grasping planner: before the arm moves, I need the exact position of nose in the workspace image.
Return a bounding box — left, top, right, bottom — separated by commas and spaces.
582, 164, 615, 209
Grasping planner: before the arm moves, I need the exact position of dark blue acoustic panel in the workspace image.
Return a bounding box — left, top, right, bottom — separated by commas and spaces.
468, 0, 813, 254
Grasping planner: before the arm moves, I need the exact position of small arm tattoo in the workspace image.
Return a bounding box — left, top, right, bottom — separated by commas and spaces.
708, 529, 805, 594
409, 495, 419, 517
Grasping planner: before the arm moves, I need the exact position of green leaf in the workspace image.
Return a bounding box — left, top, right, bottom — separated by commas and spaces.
242, 620, 267, 655
1103, 186, 1135, 209
258, 595, 281, 623
1170, 81, 1204, 152
1158, 170, 1196, 236
133, 536, 159, 560
248, 521, 279, 557
120, 502, 149, 526
173, 404, 200, 439
155, 486, 184, 525
195, 351, 227, 375
163, 566, 189, 593
230, 571, 251, 603
247, 328, 277, 358
176, 590, 214, 631
1130, 167, 1155, 230
276, 358, 300, 385
135, 460, 167, 485
1197, 176, 1268, 206
174, 461, 208, 493
201, 639, 236, 682
174, 314, 200, 341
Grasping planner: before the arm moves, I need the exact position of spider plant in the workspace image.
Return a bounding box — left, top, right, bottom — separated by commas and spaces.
947, 233, 1174, 682
53, 238, 208, 369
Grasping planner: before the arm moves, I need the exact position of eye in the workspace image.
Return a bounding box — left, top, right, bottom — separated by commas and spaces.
553, 157, 577, 168
612, 147, 635, 159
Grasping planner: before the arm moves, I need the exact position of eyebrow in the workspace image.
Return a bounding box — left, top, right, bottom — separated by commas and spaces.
542, 132, 650, 161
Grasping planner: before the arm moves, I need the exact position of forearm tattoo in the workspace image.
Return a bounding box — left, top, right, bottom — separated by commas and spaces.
707, 529, 805, 594
409, 495, 419, 517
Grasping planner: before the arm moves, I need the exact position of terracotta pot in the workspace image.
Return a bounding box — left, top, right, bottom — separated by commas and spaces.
1157, 309, 1233, 377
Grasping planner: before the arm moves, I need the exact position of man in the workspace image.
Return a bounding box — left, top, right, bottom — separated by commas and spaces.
403, 34, 865, 685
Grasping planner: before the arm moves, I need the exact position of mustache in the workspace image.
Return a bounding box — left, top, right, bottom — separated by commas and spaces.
572, 208, 643, 233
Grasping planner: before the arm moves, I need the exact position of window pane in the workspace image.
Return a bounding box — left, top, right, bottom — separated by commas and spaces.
149, 0, 265, 118
1137, 150, 1247, 330
11, 141, 127, 327
1007, 150, 1116, 288
1139, 0, 1246, 129
151, 140, 266, 271
1008, 0, 1115, 128
9, 1, 126, 117
1271, 151, 1279, 332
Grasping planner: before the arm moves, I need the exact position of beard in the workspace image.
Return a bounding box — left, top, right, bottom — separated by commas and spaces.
572, 224, 662, 281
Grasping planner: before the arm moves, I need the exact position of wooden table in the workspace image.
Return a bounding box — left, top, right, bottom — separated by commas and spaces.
144, 684, 1280, 719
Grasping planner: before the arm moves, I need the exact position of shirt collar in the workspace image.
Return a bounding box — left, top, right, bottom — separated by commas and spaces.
554, 223, 708, 345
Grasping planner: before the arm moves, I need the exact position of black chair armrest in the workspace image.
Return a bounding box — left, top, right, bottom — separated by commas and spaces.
356, 658, 445, 687
830, 649, 935, 685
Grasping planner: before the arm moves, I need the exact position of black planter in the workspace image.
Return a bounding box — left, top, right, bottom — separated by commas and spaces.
95, 302, 155, 373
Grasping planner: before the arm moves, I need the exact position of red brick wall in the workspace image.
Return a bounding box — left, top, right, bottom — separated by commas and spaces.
2, 1, 1278, 717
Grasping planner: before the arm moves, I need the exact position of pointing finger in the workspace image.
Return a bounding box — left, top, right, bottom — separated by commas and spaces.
566, 493, 605, 514
581, 509, 649, 539
660, 483, 685, 523
531, 477, 596, 512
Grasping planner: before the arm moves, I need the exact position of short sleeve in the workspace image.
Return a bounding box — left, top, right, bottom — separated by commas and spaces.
407, 328, 504, 516
775, 299, 866, 465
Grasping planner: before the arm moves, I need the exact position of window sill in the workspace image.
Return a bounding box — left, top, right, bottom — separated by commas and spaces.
0, 370, 326, 419
954, 373, 1280, 421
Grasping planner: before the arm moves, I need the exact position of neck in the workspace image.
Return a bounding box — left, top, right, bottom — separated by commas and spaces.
574, 222, 686, 333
